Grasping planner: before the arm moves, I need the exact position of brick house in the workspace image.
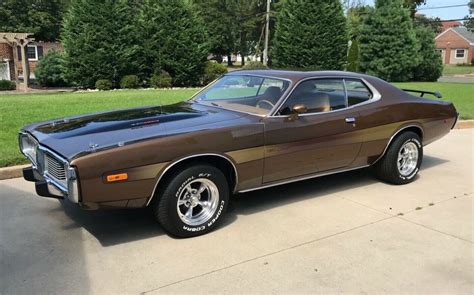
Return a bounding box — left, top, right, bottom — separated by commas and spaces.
1, 32, 63, 85
435, 27, 474, 65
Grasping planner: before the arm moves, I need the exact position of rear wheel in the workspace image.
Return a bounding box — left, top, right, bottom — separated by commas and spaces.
374, 131, 423, 185
153, 164, 229, 238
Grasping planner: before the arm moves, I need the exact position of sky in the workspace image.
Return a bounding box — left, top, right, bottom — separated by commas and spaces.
364, 0, 471, 20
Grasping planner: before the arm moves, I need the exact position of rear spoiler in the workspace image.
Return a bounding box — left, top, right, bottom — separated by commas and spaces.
402, 89, 442, 99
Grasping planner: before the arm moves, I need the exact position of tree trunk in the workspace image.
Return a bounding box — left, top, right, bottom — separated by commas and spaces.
227, 52, 233, 66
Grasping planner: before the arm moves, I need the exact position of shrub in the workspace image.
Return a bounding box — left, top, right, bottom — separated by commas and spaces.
62, 0, 141, 88
0, 80, 16, 91
139, 0, 209, 86
95, 79, 112, 91
272, 0, 347, 70
242, 61, 268, 70
120, 75, 140, 89
150, 71, 172, 88
202, 61, 227, 84
34, 50, 68, 87
413, 25, 443, 82
359, 0, 419, 82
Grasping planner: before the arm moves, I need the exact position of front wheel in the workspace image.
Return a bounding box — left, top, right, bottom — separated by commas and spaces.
153, 164, 229, 238
374, 131, 423, 185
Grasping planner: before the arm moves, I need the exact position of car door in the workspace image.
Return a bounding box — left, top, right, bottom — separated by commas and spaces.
262, 78, 364, 183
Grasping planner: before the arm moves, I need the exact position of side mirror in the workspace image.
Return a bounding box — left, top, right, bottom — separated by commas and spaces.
292, 104, 307, 114
288, 104, 307, 121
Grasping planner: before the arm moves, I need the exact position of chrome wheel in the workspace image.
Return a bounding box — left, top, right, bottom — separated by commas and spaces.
397, 141, 419, 176
177, 178, 220, 226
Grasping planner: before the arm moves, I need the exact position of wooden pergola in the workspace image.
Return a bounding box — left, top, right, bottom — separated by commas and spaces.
0, 32, 34, 89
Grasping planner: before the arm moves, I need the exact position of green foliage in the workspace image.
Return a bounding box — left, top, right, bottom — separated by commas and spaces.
202, 62, 227, 84
359, 0, 420, 82
95, 79, 112, 91
150, 71, 172, 88
194, 0, 264, 66
414, 14, 442, 34
0, 0, 66, 41
465, 15, 474, 32
120, 75, 140, 89
34, 51, 68, 87
272, 0, 348, 70
413, 25, 442, 82
242, 61, 268, 70
0, 80, 16, 91
347, 40, 359, 72
139, 0, 209, 86
62, 0, 141, 88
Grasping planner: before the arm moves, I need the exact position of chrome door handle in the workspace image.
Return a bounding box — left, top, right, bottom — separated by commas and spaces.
345, 117, 356, 124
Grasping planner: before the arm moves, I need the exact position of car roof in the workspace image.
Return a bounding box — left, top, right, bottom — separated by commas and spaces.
226, 69, 371, 82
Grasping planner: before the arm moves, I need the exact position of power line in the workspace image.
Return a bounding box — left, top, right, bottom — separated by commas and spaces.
418, 4, 468, 10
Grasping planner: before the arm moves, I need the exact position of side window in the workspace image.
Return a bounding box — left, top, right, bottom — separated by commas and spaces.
279, 79, 346, 115
345, 79, 373, 106
257, 78, 287, 96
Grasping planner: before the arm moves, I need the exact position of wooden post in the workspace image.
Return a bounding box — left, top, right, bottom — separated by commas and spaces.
20, 44, 29, 89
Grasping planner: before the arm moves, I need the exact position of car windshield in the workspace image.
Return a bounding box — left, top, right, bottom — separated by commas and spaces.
194, 75, 290, 115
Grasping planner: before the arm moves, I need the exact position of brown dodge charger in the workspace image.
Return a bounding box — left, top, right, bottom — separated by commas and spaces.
19, 70, 458, 237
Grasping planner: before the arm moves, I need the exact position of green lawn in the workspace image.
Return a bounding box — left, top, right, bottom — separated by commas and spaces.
0, 82, 472, 168
393, 82, 473, 120
0, 89, 197, 167
442, 65, 474, 76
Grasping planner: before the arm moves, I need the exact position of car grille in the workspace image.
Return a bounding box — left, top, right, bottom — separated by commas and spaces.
45, 153, 67, 185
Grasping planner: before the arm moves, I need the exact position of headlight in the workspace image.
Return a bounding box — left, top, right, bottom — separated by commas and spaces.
19, 133, 38, 167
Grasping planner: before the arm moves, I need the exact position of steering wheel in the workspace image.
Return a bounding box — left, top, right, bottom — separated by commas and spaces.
256, 99, 275, 110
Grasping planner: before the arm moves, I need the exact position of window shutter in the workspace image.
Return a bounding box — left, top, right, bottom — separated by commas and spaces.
17, 47, 22, 61
37, 46, 44, 59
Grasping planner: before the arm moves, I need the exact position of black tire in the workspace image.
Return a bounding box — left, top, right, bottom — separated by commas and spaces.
153, 164, 229, 238
373, 131, 423, 185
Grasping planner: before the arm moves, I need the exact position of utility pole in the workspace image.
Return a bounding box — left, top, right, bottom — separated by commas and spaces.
263, 0, 271, 66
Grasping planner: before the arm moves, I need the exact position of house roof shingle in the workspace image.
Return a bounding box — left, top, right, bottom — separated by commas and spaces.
452, 27, 474, 44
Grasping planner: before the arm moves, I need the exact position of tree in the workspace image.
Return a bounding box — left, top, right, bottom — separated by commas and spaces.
139, 0, 209, 86
465, 15, 474, 33
359, 0, 419, 82
403, 0, 426, 18
62, 0, 141, 87
414, 14, 442, 35
0, 0, 66, 41
272, 0, 348, 70
413, 24, 442, 81
347, 39, 359, 72
194, 0, 263, 66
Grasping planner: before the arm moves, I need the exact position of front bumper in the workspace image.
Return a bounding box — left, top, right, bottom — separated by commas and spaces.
19, 132, 80, 203
23, 166, 80, 202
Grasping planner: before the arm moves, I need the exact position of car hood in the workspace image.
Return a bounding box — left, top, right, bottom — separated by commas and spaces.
23, 101, 247, 160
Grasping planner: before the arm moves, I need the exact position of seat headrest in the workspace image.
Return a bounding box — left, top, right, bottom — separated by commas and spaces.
262, 86, 282, 101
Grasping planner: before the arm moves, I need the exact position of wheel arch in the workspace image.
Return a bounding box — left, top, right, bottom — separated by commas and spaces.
373, 124, 424, 165
146, 153, 238, 206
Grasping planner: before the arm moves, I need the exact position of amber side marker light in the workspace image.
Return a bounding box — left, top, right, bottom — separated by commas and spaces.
106, 173, 128, 182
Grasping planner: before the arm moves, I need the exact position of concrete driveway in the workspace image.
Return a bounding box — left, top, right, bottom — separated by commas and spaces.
1, 129, 473, 294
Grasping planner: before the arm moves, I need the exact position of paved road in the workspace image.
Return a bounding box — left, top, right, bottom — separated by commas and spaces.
438, 76, 474, 83
1, 130, 473, 294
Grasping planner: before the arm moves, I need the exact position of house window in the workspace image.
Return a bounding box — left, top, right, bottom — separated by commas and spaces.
26, 45, 38, 60
455, 49, 466, 59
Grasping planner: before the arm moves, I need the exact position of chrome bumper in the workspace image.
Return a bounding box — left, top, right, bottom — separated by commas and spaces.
23, 166, 80, 203
19, 131, 80, 203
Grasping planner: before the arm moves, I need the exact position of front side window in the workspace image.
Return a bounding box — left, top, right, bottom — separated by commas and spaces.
195, 75, 290, 115
278, 78, 373, 116
27, 45, 38, 60
455, 49, 465, 59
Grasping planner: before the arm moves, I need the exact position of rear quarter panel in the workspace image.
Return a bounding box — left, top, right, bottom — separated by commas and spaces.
351, 77, 456, 166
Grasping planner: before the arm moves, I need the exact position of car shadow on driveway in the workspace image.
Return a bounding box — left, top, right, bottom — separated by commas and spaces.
59, 155, 448, 246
